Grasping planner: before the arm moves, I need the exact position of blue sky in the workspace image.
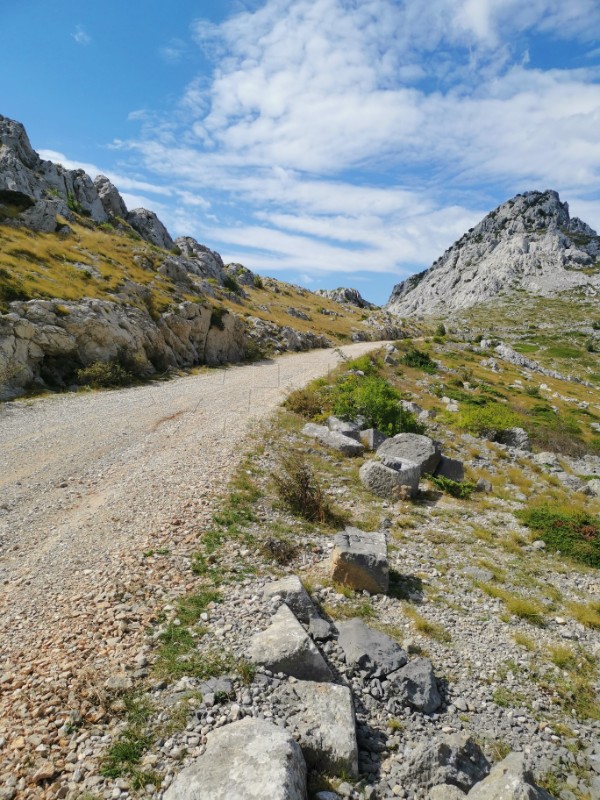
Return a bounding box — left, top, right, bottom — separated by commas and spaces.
2, 0, 600, 304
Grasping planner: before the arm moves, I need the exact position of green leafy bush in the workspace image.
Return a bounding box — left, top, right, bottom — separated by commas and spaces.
518, 504, 600, 568
400, 347, 437, 373
332, 374, 424, 435
457, 403, 520, 438
76, 360, 132, 389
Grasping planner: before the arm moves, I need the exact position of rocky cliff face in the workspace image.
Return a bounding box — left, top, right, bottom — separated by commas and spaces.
315, 287, 377, 309
387, 190, 600, 316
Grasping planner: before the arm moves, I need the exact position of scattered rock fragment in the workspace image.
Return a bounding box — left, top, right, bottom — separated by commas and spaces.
388, 657, 442, 714
359, 459, 420, 499
377, 433, 441, 476
246, 604, 332, 681
331, 527, 389, 594
467, 752, 557, 799
336, 618, 407, 675
398, 733, 490, 793
302, 423, 365, 456
263, 575, 318, 624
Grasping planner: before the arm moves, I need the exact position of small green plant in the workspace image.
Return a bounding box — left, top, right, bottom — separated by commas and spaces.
430, 474, 476, 498
223, 274, 241, 293
253, 274, 264, 289
518, 504, 600, 568
435, 322, 447, 336
67, 192, 82, 214
332, 374, 424, 435
210, 306, 228, 330
400, 347, 437, 373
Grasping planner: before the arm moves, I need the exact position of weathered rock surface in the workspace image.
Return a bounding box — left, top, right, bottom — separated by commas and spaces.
428, 786, 466, 799
377, 433, 441, 476
272, 681, 359, 776
163, 717, 307, 800
263, 576, 318, 624
302, 423, 365, 456
336, 619, 407, 675
246, 604, 332, 681
467, 752, 556, 800
315, 287, 377, 309
496, 427, 532, 451
434, 455, 465, 482
388, 657, 442, 714
127, 207, 174, 250
326, 416, 362, 440
330, 527, 389, 594
359, 428, 388, 450
398, 734, 490, 793
94, 175, 128, 219
359, 459, 420, 499
388, 190, 600, 315
0, 298, 247, 395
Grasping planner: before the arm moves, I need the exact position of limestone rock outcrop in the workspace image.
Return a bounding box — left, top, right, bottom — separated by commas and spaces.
315, 287, 377, 309
388, 190, 600, 315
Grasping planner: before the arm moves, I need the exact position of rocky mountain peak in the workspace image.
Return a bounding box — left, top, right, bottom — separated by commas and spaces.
314, 287, 377, 309
387, 189, 600, 316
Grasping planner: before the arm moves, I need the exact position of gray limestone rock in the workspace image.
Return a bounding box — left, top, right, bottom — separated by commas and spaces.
272, 680, 359, 776
434, 455, 465, 482
467, 752, 557, 800
398, 733, 490, 793
308, 616, 333, 641
336, 618, 407, 675
163, 717, 307, 800
127, 207, 174, 250
246, 605, 332, 681
359, 428, 388, 450
330, 527, 389, 594
429, 787, 466, 800
388, 657, 442, 714
94, 175, 128, 219
263, 576, 318, 624
587, 479, 600, 497
302, 423, 364, 456
359, 459, 420, 499
326, 416, 362, 441
377, 433, 441, 476
314, 287, 377, 309
387, 190, 600, 316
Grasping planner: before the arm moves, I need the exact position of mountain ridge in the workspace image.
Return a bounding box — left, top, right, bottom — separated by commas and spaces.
387, 190, 600, 316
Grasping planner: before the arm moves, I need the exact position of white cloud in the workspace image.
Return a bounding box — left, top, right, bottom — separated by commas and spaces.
159, 38, 188, 64
73, 25, 91, 46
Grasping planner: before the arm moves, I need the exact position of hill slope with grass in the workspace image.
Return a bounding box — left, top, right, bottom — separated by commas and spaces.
387, 190, 600, 317
0, 114, 403, 398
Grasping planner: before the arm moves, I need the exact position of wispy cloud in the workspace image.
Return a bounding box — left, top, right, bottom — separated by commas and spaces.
159, 38, 188, 64
72, 25, 91, 46
94, 1, 600, 292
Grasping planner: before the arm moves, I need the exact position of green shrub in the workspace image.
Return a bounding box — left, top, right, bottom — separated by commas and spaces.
518, 504, 600, 568
400, 347, 437, 373
332, 374, 424, 435
253, 275, 264, 289
435, 322, 446, 336
284, 386, 324, 418
223, 274, 241, 293
457, 403, 520, 438
210, 306, 227, 330
76, 360, 132, 389
430, 474, 476, 498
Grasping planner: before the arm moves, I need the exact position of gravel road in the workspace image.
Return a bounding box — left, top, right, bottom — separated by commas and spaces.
0, 342, 380, 796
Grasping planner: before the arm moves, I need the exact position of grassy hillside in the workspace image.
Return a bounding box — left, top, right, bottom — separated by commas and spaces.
0, 217, 377, 343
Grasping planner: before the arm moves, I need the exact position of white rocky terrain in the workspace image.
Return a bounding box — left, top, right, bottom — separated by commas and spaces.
387, 191, 600, 316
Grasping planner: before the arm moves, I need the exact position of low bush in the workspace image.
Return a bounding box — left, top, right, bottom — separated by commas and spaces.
272, 455, 332, 524
457, 403, 520, 438
430, 474, 476, 498
223, 274, 241, 293
76, 360, 132, 389
400, 347, 437, 373
518, 504, 600, 568
332, 374, 424, 435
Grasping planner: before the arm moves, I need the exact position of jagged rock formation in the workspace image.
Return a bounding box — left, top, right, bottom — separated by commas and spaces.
388, 190, 600, 316
315, 287, 377, 309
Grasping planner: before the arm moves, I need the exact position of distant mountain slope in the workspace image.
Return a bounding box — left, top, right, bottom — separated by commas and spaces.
387, 190, 600, 316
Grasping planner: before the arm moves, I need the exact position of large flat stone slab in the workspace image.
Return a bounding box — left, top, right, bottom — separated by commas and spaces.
246, 605, 332, 681
163, 717, 307, 800
273, 680, 359, 777
467, 753, 556, 800
377, 433, 441, 476
331, 527, 389, 594
336, 618, 407, 676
